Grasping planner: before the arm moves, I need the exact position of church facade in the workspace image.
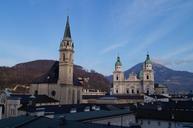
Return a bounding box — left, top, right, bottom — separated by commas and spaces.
112, 54, 155, 95
30, 16, 82, 104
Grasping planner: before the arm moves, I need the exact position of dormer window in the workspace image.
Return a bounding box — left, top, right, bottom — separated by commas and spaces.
70, 108, 77, 113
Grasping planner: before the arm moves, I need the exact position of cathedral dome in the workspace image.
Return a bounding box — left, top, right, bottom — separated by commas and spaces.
145, 54, 152, 64
115, 56, 122, 66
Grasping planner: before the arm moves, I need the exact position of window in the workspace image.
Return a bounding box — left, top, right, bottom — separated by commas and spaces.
137, 90, 139, 94
146, 75, 149, 80
147, 90, 149, 95
116, 75, 119, 80
168, 122, 172, 128
51, 90, 56, 96
132, 89, 134, 94
70, 53, 72, 60
72, 90, 75, 104
63, 53, 65, 61
116, 90, 118, 93
34, 90, 38, 96
147, 120, 151, 125
158, 121, 161, 126
141, 120, 143, 125
126, 90, 129, 94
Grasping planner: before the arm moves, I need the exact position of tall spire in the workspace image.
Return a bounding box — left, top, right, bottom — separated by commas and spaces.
63, 16, 71, 39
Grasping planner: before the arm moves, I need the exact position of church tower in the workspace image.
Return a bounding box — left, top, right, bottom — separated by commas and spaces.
143, 54, 154, 94
58, 16, 74, 85
113, 56, 124, 94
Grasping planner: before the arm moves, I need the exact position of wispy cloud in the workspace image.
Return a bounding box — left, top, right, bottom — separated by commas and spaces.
101, 42, 127, 54
109, 0, 193, 59
163, 43, 193, 60
154, 43, 193, 66
127, 1, 192, 57
0, 41, 56, 66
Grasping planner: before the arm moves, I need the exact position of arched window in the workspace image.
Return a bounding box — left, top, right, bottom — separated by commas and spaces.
147, 90, 149, 95
67, 41, 69, 46
132, 89, 134, 94
51, 90, 56, 97
116, 75, 119, 80
70, 53, 72, 61
34, 90, 38, 96
146, 75, 149, 80
63, 53, 65, 61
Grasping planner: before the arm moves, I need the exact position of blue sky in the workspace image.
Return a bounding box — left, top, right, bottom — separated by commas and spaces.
0, 0, 193, 75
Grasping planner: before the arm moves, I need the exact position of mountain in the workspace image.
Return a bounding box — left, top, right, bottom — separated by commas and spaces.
107, 63, 193, 92
0, 60, 110, 91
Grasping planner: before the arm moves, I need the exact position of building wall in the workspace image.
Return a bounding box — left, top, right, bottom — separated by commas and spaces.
0, 106, 2, 120
55, 85, 82, 104
84, 99, 143, 104
5, 99, 21, 118
30, 84, 82, 105
113, 81, 143, 95
82, 89, 106, 96
155, 87, 168, 95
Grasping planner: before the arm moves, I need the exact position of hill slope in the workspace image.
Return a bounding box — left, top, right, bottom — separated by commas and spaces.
0, 60, 110, 91
107, 63, 193, 92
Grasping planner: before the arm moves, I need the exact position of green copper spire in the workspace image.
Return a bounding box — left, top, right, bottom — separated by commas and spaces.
63, 16, 71, 39
115, 56, 122, 66
145, 53, 151, 64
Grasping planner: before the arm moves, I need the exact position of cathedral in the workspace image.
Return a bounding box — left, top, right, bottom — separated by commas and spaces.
112, 54, 155, 95
30, 16, 82, 104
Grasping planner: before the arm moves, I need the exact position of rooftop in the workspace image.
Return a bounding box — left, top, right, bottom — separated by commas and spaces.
32, 61, 82, 86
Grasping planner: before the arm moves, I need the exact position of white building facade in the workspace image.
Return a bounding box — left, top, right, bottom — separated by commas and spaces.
113, 54, 154, 95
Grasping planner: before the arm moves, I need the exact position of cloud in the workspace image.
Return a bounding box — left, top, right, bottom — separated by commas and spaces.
112, 0, 193, 58
153, 42, 193, 66
163, 43, 193, 60
174, 59, 193, 65
101, 42, 127, 54
0, 41, 56, 66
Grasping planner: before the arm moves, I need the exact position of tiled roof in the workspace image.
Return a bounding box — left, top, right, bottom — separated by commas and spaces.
136, 101, 193, 122
83, 95, 144, 100
64, 109, 132, 121
145, 94, 169, 99
0, 115, 134, 128
10, 94, 59, 105
32, 61, 82, 86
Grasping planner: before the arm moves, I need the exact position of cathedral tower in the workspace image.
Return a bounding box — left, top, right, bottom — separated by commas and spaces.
143, 54, 154, 94
58, 16, 74, 85
113, 56, 124, 94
